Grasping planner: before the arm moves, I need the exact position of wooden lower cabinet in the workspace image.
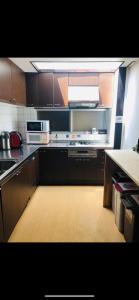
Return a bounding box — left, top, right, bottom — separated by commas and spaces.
97, 149, 105, 185
39, 148, 69, 184
1, 152, 38, 242
39, 148, 105, 185
68, 157, 98, 184
0, 196, 4, 242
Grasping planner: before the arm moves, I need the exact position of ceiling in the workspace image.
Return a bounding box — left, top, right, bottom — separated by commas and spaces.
9, 57, 139, 73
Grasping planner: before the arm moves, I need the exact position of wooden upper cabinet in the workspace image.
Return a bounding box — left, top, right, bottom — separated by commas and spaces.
10, 61, 26, 106
0, 58, 12, 102
26, 73, 38, 107
99, 73, 114, 107
68, 73, 99, 86
54, 73, 68, 107
38, 73, 53, 107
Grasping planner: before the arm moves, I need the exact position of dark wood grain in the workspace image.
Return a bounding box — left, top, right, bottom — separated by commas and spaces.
1, 153, 38, 242
10, 61, 26, 106
26, 73, 39, 107
0, 58, 12, 102
38, 72, 53, 107
0, 193, 4, 242
1, 164, 29, 241
103, 153, 120, 207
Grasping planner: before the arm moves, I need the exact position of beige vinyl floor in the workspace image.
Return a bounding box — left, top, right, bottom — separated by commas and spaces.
8, 186, 125, 242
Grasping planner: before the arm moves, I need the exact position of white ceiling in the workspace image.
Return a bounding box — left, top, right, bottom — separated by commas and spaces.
9, 57, 139, 73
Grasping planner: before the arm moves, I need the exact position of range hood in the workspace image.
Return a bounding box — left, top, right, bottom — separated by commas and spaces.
68, 86, 99, 108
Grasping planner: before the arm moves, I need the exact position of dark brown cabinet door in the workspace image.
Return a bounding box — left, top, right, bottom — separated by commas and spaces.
10, 61, 26, 106
38, 73, 53, 107
1, 162, 30, 241
0, 58, 12, 102
54, 73, 68, 107
99, 73, 114, 107
39, 148, 69, 184
68, 73, 99, 86
97, 149, 105, 185
27, 152, 39, 197
0, 152, 38, 242
26, 73, 39, 107
0, 194, 4, 242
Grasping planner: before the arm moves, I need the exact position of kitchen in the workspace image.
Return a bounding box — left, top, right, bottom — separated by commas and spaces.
0, 57, 139, 242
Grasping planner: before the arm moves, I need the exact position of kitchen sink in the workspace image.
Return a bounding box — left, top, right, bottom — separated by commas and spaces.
0, 160, 17, 176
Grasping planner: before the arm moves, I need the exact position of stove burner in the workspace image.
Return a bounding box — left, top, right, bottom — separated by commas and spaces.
69, 141, 76, 145
79, 141, 90, 145
69, 141, 92, 145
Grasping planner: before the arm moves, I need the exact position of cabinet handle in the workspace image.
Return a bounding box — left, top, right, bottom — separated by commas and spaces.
16, 172, 20, 176
16, 167, 23, 176
32, 156, 36, 160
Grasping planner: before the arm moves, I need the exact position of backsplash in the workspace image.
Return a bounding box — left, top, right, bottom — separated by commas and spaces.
17, 106, 37, 141
50, 131, 108, 143
0, 102, 18, 132
0, 102, 37, 142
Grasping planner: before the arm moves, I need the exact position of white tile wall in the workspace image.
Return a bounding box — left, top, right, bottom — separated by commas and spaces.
0, 102, 18, 132
17, 106, 37, 141
0, 102, 37, 142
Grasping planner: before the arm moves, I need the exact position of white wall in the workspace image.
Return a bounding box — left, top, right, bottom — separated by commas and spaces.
121, 60, 139, 149
0, 102, 18, 132
17, 106, 37, 141
0, 102, 37, 142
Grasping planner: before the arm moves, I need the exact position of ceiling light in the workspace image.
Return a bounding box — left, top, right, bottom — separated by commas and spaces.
32, 61, 123, 72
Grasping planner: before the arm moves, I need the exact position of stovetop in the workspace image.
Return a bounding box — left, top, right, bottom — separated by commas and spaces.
69, 141, 95, 145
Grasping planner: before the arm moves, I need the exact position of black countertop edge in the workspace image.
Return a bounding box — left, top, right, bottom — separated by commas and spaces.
0, 143, 113, 185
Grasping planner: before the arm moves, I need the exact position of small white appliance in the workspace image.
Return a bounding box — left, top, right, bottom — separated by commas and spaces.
26, 120, 49, 132
26, 120, 50, 144
26, 132, 49, 144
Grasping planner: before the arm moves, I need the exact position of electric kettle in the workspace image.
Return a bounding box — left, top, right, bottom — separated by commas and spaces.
0, 131, 11, 150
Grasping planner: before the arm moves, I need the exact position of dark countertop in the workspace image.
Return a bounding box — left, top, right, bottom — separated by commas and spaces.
0, 145, 40, 184
0, 142, 113, 184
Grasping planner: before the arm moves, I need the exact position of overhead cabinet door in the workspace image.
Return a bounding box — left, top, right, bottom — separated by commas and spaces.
38, 73, 53, 107
26, 73, 39, 107
11, 61, 26, 106
68, 73, 99, 86
53, 73, 68, 107
0, 58, 12, 102
99, 73, 114, 107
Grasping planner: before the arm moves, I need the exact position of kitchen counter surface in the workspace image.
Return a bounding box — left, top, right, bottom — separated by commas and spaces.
0, 145, 40, 183
44, 142, 113, 148
0, 142, 112, 183
105, 149, 139, 186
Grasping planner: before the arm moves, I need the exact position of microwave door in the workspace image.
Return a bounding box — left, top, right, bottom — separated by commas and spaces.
27, 122, 42, 132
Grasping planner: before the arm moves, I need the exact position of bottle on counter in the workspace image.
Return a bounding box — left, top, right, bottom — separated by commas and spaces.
132, 139, 139, 152
92, 128, 97, 134
0, 131, 11, 150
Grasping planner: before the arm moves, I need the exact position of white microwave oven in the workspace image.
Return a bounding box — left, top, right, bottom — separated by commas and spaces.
26, 120, 49, 132
26, 132, 49, 144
